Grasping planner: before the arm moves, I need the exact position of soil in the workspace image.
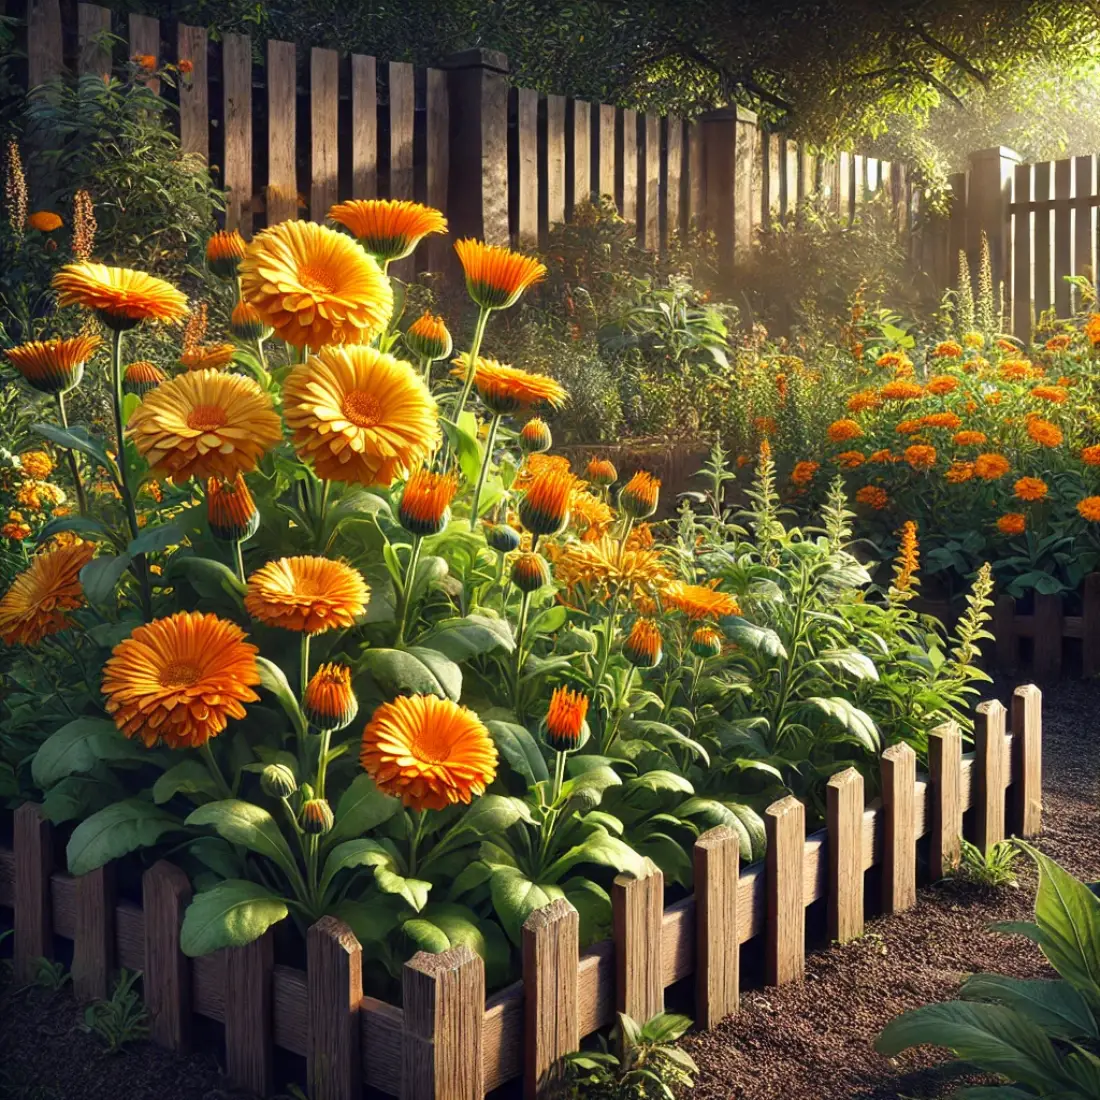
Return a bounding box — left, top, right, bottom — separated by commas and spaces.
681, 677, 1100, 1100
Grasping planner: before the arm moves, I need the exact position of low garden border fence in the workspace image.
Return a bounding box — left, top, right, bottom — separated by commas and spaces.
0, 685, 1043, 1100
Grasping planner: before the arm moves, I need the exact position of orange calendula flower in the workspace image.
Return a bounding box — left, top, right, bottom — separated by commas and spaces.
570, 489, 614, 540
1045, 333, 1073, 352
451, 354, 568, 415
893, 521, 919, 592
953, 430, 987, 447
922, 412, 962, 431
128, 369, 283, 484
1086, 314, 1100, 347
122, 360, 167, 397
997, 513, 1027, 536
1031, 384, 1068, 403
2, 515, 32, 539
180, 342, 236, 372
855, 485, 889, 509
239, 220, 393, 347
303, 662, 359, 731
999, 359, 1033, 381
868, 449, 895, 464
206, 229, 247, 278
896, 419, 923, 435
904, 444, 936, 470
519, 418, 553, 454
0, 540, 94, 646
880, 379, 924, 401
1078, 496, 1100, 522
5, 333, 101, 393
925, 375, 959, 395
847, 389, 881, 413
690, 626, 724, 659
876, 351, 912, 373
1014, 477, 1048, 502
836, 451, 865, 469
519, 464, 578, 536
665, 582, 741, 621
245, 556, 369, 635
53, 262, 188, 329
826, 418, 863, 443
132, 53, 156, 71
454, 238, 546, 310
28, 210, 62, 232
18, 451, 53, 480
552, 537, 669, 598
623, 618, 662, 668
753, 416, 778, 436
1027, 418, 1063, 448
974, 453, 1011, 480
360, 694, 497, 810
543, 686, 590, 752
404, 311, 453, 362
586, 458, 617, 486
996, 339, 1020, 353
207, 472, 260, 542
399, 468, 458, 537
931, 341, 962, 358
1081, 444, 1100, 466
178, 58, 194, 74
283, 345, 437, 487
619, 470, 661, 519
230, 300, 270, 342
791, 460, 819, 486
102, 611, 260, 748
945, 460, 975, 484
329, 198, 447, 262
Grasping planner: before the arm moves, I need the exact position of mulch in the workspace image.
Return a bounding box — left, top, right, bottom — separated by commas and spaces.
681, 677, 1100, 1100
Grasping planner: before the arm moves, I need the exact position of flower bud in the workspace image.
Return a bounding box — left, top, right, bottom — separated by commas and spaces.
623, 618, 662, 669
122, 360, 166, 397
512, 551, 551, 593
261, 762, 298, 799
206, 229, 246, 278
485, 523, 521, 553
690, 626, 723, 659
541, 686, 590, 753
520, 418, 552, 454
619, 471, 660, 519
301, 797, 334, 835
230, 300, 272, 342
585, 457, 617, 488
303, 663, 359, 732
404, 311, 453, 362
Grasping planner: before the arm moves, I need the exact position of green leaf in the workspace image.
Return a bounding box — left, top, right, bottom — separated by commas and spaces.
152, 760, 222, 805
814, 648, 879, 681
375, 866, 432, 911
81, 553, 133, 607
67, 799, 182, 876
543, 829, 647, 884
33, 422, 115, 474
450, 794, 529, 838
186, 800, 300, 885
418, 613, 516, 661
318, 838, 392, 900
164, 555, 247, 600
961, 974, 1098, 1039
32, 717, 150, 788
179, 880, 288, 956
41, 772, 123, 824
127, 521, 183, 557
403, 918, 451, 955
440, 415, 483, 486
490, 866, 565, 945
486, 720, 550, 785
720, 616, 786, 658
529, 605, 568, 636
35, 514, 112, 545
413, 903, 513, 990
255, 657, 307, 737
800, 696, 880, 752
361, 647, 462, 701
326, 774, 401, 847
562, 877, 612, 945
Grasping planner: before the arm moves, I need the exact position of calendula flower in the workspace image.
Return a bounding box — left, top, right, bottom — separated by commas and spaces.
925, 375, 959, 396
360, 694, 497, 810
283, 345, 437, 487
619, 470, 661, 519
178, 58, 194, 75
974, 453, 1011, 480
932, 341, 962, 358
207, 473, 260, 542
690, 626, 723, 659
128, 369, 282, 484
451, 354, 567, 415
303, 662, 359, 731
1046, 333, 1073, 352
586, 458, 617, 486
996, 338, 1020, 353
206, 229, 247, 278
5, 333, 101, 394
512, 551, 552, 592
542, 686, 589, 752
455, 238, 546, 310
102, 611, 260, 748
53, 263, 188, 329
329, 198, 447, 262
552, 537, 669, 600
28, 210, 62, 232
868, 449, 895, 465
985, 390, 1003, 405
623, 618, 662, 668
1027, 418, 1063, 447
520, 418, 553, 454
665, 582, 741, 621
876, 351, 912, 372
230, 300, 271, 342
122, 360, 167, 397
519, 465, 577, 536
880, 380, 924, 401
0, 540, 94, 646
945, 460, 975, 484
261, 763, 297, 798
1031, 385, 1068, 403
1078, 496, 1100, 522
18, 451, 53, 480
826, 419, 863, 443
847, 389, 880, 413
1014, 477, 1048, 502
953, 430, 987, 447
1081, 444, 1100, 467
903, 444, 936, 470
2, 515, 31, 539
836, 451, 865, 469
180, 342, 236, 372
1086, 314, 1100, 347
896, 419, 923, 435
404, 312, 453, 362
791, 460, 819, 486
922, 412, 962, 431
996, 513, 1026, 536
245, 556, 369, 634
999, 359, 1033, 381
855, 485, 889, 509
753, 416, 778, 436
132, 53, 156, 71
239, 220, 393, 347
399, 469, 458, 537
570, 489, 614, 541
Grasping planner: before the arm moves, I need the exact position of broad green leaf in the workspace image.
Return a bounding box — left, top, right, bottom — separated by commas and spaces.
35, 514, 112, 545
543, 829, 647, 883
186, 800, 300, 885
961, 973, 1097, 1039
33, 422, 115, 474
180, 880, 288, 956
529, 605, 567, 636
486, 720, 550, 785
41, 772, 122, 824
801, 696, 880, 752
127, 521, 184, 557
450, 794, 529, 838
409, 903, 513, 990
418, 613, 516, 660
440, 415, 483, 487
255, 657, 307, 736
490, 866, 565, 945
67, 799, 182, 875
375, 867, 432, 911
330, 899, 401, 948
634, 831, 692, 888
81, 553, 133, 607
164, 555, 247, 600
326, 774, 401, 846
403, 918, 451, 955
814, 648, 879, 681
318, 838, 391, 900
562, 877, 612, 946
152, 760, 222, 805
32, 717, 149, 788
361, 647, 462, 701
720, 616, 786, 659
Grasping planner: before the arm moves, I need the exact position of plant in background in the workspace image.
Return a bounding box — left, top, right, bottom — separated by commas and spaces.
953, 837, 1021, 889
81, 969, 150, 1053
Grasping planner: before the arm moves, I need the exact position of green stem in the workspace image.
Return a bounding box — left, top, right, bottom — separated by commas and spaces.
254, 336, 269, 377
232, 539, 246, 585
420, 354, 432, 385
200, 741, 233, 800
452, 306, 491, 426
408, 809, 428, 877
469, 413, 501, 528
55, 391, 88, 516
551, 750, 567, 806
395, 536, 424, 647
315, 728, 332, 799
511, 589, 533, 711
315, 479, 331, 550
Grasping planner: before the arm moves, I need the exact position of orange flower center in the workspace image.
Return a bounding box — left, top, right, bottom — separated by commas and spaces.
187, 404, 228, 432
297, 264, 338, 295
341, 389, 382, 428
160, 660, 200, 688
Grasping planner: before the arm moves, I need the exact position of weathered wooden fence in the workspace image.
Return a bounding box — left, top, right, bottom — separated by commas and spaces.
12, 0, 912, 276
0, 687, 1042, 1099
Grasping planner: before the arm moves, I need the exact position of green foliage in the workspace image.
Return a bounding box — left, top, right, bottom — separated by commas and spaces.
954, 837, 1021, 889
31, 957, 70, 991
81, 969, 150, 1053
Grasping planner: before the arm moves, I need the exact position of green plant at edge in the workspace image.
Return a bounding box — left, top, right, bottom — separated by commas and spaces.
81, 968, 150, 1052
953, 837, 1021, 889
31, 957, 69, 990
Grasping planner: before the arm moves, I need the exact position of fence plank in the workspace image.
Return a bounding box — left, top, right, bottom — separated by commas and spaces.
1033, 161, 1054, 316
703, 110, 735, 277
612, 868, 664, 1022
880, 743, 917, 914
826, 768, 864, 943
13, 804, 53, 984
640, 112, 659, 249
143, 860, 192, 1052
177, 24, 208, 163
664, 114, 683, 248
686, 120, 704, 229
1083, 573, 1100, 678
311, 48, 339, 223
596, 103, 616, 203
522, 899, 579, 1099
308, 917, 362, 1100
735, 109, 758, 262
1033, 592, 1063, 681
28, 0, 64, 87
567, 99, 591, 216
694, 826, 739, 1028
544, 94, 567, 239
388, 61, 415, 199
974, 700, 1008, 852
224, 933, 275, 1095
129, 13, 160, 93
78, 4, 112, 79
1011, 684, 1043, 837
514, 87, 539, 247
929, 722, 963, 880
1053, 158, 1073, 316
618, 109, 638, 226
73, 865, 116, 1002
765, 796, 805, 985
993, 593, 1016, 672
425, 67, 449, 270
403, 946, 484, 1100
266, 40, 298, 224
1074, 155, 1097, 295
351, 54, 378, 200
1012, 163, 1032, 340
222, 33, 253, 236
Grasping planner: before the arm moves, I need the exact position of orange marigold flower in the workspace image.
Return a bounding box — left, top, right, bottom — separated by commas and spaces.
880, 379, 924, 401
205, 229, 247, 278
953, 430, 987, 446
926, 375, 959, 395
18, 450, 53, 480
665, 582, 741, 621
1081, 444, 1100, 466
0, 540, 94, 646
178, 58, 194, 74
997, 513, 1026, 536
791, 460, 819, 485
922, 411, 962, 431
868, 449, 895, 464
931, 341, 962, 358
399, 468, 458, 537
619, 470, 661, 519
855, 485, 889, 509
1014, 477, 1048, 502
451, 354, 567, 415
985, 390, 1003, 405
519, 464, 578, 536
1045, 333, 1073, 352
1085, 314, 1100, 347
623, 618, 662, 668
945, 460, 975, 484
455, 238, 546, 310
836, 450, 864, 468
132, 53, 156, 71
847, 389, 881, 413
826, 418, 863, 442
1078, 496, 1100, 522
303, 662, 359, 731
2, 517, 31, 539
1027, 418, 1063, 447
329, 198, 447, 262
974, 453, 1011, 480
896, 419, 924, 435
586, 458, 617, 487
102, 611, 260, 748
996, 338, 1020, 353
999, 359, 1033, 381
876, 350, 913, 372
1031, 384, 1068, 403
5, 333, 101, 394
207, 472, 260, 542
53, 263, 188, 330
360, 694, 497, 810
180, 342, 236, 372
904, 444, 936, 470
543, 686, 590, 752
246, 556, 369, 634
28, 210, 62, 232
404, 311, 453, 362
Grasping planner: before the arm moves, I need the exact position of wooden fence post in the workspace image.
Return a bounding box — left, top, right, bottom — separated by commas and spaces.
566, 99, 591, 215
702, 109, 736, 279
522, 899, 579, 1099
402, 945, 484, 1100
640, 111, 660, 249
1011, 684, 1043, 837
1033, 592, 1064, 681
28, 0, 64, 88
444, 49, 511, 247
351, 53, 378, 200
965, 146, 1022, 307
663, 114, 683, 249
425, 67, 451, 272
826, 768, 864, 943
612, 866, 664, 1022
974, 699, 1008, 851
1082, 573, 1100, 678
515, 87, 539, 247
595, 103, 617, 203
178, 24, 209, 164
993, 593, 1017, 674
765, 796, 805, 985
694, 826, 739, 1028
929, 721, 963, 879
266, 40, 298, 224
880, 743, 917, 914
307, 916, 363, 1100
310, 48, 340, 224
73, 864, 116, 1002
78, 3, 113, 80
13, 803, 53, 984
222, 33, 253, 237
224, 931, 275, 1095
142, 860, 192, 1052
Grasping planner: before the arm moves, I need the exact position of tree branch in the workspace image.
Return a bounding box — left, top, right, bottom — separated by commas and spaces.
909, 62, 967, 108
908, 23, 990, 86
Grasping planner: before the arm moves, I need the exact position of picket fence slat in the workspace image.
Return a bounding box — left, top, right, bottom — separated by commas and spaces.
310, 48, 339, 225
351, 54, 378, 200
664, 114, 683, 248
72, 865, 115, 1002
567, 99, 591, 215
78, 3, 112, 79
267, 40, 298, 224
975, 700, 1008, 852
425, 67, 450, 271
178, 24, 209, 163
515, 87, 539, 246
223, 33, 253, 236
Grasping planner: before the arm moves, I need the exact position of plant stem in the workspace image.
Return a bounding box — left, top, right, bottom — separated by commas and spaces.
551, 750, 567, 805
469, 413, 501, 528
452, 306, 491, 426
200, 741, 233, 799
315, 727, 332, 799
394, 536, 424, 647
420, 354, 432, 385
300, 633, 312, 696
232, 539, 246, 584
55, 391, 88, 515
408, 809, 427, 877
511, 589, 533, 711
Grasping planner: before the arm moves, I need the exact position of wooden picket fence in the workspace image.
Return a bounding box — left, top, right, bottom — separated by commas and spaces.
12, 0, 913, 276
0, 686, 1042, 1099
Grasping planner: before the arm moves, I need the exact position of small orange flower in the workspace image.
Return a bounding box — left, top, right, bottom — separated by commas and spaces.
868, 449, 895, 464
0, 541, 95, 646
519, 465, 578, 535
997, 339, 1020, 353
18, 451, 53, 480
904, 444, 936, 470
570, 489, 614, 540
931, 341, 962, 359
329, 199, 447, 262
996, 513, 1026, 536
1045, 333, 1073, 352
230, 300, 269, 341
847, 389, 881, 413
245, 556, 370, 634
619, 470, 661, 519
1085, 314, 1100, 347
1014, 477, 1048, 502
974, 453, 1011, 480
876, 351, 912, 373
665, 582, 741, 621
512, 551, 552, 592
623, 619, 662, 668
543, 686, 590, 752
53, 263, 188, 329
518, 417, 553, 453
953, 430, 987, 447
180, 342, 236, 372
855, 485, 888, 509
1027, 418, 1063, 448
178, 58, 194, 74
985, 391, 1003, 405
836, 451, 864, 468
753, 416, 778, 436
922, 412, 962, 431
893, 520, 919, 592
455, 238, 546, 310
925, 374, 959, 395
999, 359, 1033, 381
586, 458, 618, 487
896, 419, 924, 435
303, 662, 359, 731
451, 354, 567, 415
1081, 444, 1100, 467
399, 469, 458, 537
132, 53, 156, 72
1031, 384, 1068, 404
880, 379, 924, 401
28, 210, 62, 232
826, 418, 863, 443
1078, 496, 1100, 522
945, 460, 975, 484
5, 334, 102, 394
206, 229, 247, 278
791, 460, 819, 486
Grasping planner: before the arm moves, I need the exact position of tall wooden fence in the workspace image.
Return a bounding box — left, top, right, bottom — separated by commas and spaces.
13, 0, 912, 277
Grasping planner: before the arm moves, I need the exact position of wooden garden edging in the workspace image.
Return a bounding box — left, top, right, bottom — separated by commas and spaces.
0, 685, 1043, 1099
